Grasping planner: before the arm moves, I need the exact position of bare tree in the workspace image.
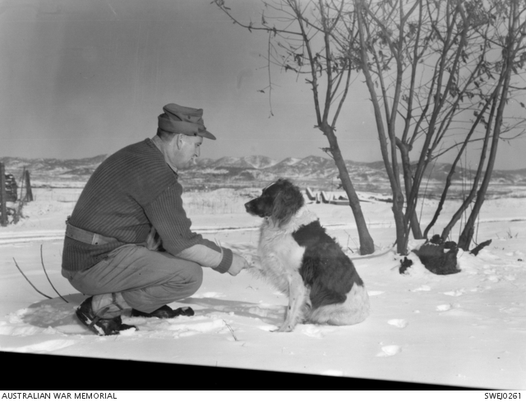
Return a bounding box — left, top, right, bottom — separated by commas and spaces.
350, 0, 526, 253
213, 0, 375, 254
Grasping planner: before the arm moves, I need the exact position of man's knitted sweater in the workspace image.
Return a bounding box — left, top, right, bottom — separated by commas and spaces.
62, 138, 233, 273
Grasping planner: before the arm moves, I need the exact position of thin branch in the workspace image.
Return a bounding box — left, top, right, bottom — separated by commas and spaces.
213, 0, 301, 37
40, 244, 69, 304
13, 257, 52, 300
223, 320, 239, 341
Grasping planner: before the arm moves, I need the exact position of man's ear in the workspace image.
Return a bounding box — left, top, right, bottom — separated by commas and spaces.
175, 134, 185, 150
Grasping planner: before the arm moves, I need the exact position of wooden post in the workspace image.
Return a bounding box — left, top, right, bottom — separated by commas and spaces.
19, 167, 25, 202
24, 169, 33, 202
0, 163, 7, 226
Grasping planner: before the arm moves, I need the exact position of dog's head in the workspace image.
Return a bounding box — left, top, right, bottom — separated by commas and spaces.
244, 178, 305, 226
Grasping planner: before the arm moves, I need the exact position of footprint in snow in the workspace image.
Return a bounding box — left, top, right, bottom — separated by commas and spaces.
376, 345, 402, 357
388, 319, 408, 329
436, 304, 452, 312
411, 285, 431, 292
486, 275, 500, 283
443, 289, 465, 297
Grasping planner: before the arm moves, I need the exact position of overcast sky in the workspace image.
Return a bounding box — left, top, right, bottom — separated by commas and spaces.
1, 0, 525, 169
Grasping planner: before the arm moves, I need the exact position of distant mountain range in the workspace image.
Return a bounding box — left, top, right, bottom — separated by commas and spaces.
2, 154, 526, 192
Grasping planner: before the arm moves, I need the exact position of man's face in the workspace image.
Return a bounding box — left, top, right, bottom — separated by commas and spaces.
165, 134, 203, 170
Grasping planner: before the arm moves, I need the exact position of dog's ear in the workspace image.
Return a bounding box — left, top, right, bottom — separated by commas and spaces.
271, 180, 305, 226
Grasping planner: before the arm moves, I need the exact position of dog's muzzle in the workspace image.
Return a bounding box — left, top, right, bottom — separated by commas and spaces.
244, 200, 255, 214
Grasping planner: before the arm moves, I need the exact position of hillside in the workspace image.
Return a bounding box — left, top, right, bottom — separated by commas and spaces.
1, 154, 526, 195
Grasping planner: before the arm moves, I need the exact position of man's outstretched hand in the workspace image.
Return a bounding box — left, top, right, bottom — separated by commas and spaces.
228, 253, 250, 276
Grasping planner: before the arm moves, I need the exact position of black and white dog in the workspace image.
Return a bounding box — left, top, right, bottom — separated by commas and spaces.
245, 179, 370, 332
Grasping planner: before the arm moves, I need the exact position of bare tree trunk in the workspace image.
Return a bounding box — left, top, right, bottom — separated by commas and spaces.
356, 0, 408, 254
24, 169, 33, 202
459, 74, 512, 250
0, 163, 7, 227
440, 99, 495, 241
397, 140, 424, 239
426, 97, 491, 239
323, 124, 375, 255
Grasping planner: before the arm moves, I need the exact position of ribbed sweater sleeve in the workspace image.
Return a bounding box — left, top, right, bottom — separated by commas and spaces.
144, 183, 232, 273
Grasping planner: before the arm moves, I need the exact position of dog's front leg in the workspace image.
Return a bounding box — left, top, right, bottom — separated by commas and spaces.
276, 273, 308, 332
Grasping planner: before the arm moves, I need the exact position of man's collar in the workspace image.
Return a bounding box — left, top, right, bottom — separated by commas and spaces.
151, 135, 164, 152
151, 135, 179, 174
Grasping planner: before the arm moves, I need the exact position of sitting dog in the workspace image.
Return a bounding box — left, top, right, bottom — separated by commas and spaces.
245, 178, 370, 332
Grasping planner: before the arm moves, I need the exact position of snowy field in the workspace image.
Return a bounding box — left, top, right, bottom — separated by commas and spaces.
0, 185, 525, 390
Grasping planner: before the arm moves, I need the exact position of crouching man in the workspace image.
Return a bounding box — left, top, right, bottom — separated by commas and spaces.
62, 103, 249, 336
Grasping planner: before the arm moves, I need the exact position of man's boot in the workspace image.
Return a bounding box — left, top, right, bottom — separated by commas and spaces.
131, 305, 194, 319
76, 294, 137, 336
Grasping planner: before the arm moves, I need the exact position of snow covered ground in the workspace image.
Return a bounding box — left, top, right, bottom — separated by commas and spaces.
0, 186, 525, 390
